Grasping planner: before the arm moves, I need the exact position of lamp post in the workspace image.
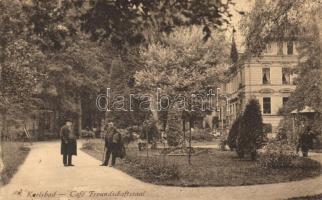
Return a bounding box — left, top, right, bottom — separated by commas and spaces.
225, 96, 230, 128
216, 88, 220, 112
221, 95, 230, 131
217, 88, 231, 131
216, 88, 222, 130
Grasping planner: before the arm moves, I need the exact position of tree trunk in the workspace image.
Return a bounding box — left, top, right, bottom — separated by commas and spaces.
146, 128, 149, 159
0, 110, 7, 173
77, 94, 82, 137
165, 102, 182, 147
105, 56, 119, 123
0, 31, 7, 173
151, 108, 159, 123
316, 12, 322, 69
188, 121, 192, 165
251, 151, 257, 161
182, 118, 187, 149
149, 94, 160, 130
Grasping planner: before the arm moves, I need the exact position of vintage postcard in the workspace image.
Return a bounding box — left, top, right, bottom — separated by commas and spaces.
0, 0, 322, 200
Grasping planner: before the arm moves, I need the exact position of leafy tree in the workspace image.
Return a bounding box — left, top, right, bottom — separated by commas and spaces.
0, 0, 48, 172
21, 0, 112, 133
104, 52, 146, 128
241, 0, 312, 56
21, 0, 235, 129
0, 0, 43, 125
286, 17, 322, 109
75, 0, 233, 46
135, 26, 229, 164
43, 39, 110, 133
0, 0, 236, 170
283, 16, 322, 137
135, 26, 228, 94
236, 99, 264, 160
72, 0, 236, 129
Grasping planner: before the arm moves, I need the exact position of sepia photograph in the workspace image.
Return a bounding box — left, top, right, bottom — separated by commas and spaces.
0, 0, 322, 199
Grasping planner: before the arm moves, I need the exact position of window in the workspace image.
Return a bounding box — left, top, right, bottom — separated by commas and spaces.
262, 68, 270, 84
283, 97, 289, 106
277, 42, 283, 55
239, 70, 243, 88
287, 41, 293, 55
264, 44, 272, 54
282, 68, 291, 84
263, 97, 271, 114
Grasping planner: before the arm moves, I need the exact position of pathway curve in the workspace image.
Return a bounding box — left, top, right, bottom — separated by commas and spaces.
0, 141, 322, 200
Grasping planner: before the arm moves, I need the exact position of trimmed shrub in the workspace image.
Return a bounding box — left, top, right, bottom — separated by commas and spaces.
291, 157, 321, 169
259, 151, 321, 170
259, 153, 297, 168
237, 99, 265, 160
227, 115, 241, 150
259, 141, 297, 168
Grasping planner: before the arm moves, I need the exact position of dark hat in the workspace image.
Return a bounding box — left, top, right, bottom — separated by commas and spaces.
65, 118, 73, 123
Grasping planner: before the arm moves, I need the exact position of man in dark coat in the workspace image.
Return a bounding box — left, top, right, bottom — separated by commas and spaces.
100, 122, 122, 166
297, 127, 314, 157
60, 119, 77, 166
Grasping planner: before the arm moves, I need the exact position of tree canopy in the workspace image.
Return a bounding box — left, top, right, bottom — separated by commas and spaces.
0, 0, 238, 131
135, 26, 229, 95
76, 0, 233, 46
241, 0, 321, 56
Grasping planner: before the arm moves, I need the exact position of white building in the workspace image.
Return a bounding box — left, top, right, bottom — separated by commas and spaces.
221, 41, 299, 135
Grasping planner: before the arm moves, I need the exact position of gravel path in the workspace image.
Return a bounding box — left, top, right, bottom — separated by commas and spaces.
1, 141, 322, 200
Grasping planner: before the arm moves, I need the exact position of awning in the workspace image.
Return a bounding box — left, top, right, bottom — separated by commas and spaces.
291, 106, 316, 114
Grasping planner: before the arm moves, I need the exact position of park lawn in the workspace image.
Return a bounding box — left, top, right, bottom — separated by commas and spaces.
82, 140, 321, 187
288, 194, 322, 200
0, 142, 30, 185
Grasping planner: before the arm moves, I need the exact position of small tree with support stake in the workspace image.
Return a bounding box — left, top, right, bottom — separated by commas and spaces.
135, 26, 229, 164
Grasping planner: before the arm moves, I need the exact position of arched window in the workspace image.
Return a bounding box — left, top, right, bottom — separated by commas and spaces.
277, 42, 283, 55
262, 67, 270, 84
263, 97, 271, 114
287, 41, 294, 55
282, 68, 291, 84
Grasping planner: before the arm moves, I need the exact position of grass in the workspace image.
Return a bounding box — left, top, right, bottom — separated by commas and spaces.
288, 194, 322, 200
1, 141, 30, 185
82, 139, 321, 187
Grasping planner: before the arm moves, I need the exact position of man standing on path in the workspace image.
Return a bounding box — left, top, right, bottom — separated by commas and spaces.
297, 127, 314, 157
60, 119, 77, 166
100, 122, 122, 167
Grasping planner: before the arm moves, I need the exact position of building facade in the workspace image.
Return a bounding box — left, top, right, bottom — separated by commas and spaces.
221, 41, 299, 136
